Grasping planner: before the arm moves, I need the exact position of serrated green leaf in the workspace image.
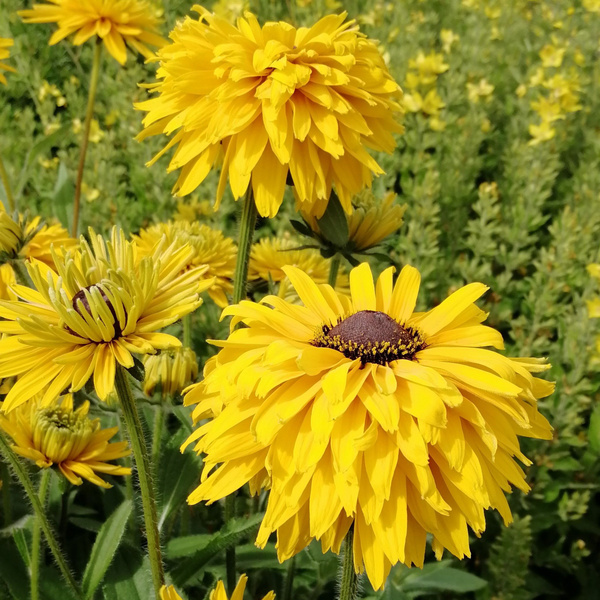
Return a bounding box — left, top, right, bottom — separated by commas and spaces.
171, 512, 264, 587
82, 499, 132, 599
316, 192, 349, 249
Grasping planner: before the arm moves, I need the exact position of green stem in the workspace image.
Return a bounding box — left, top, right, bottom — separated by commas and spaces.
31, 469, 51, 600
338, 529, 360, 600
0, 434, 83, 600
72, 39, 102, 238
232, 186, 258, 304
282, 555, 296, 600
1, 462, 11, 526
114, 365, 165, 596
11, 260, 31, 287
224, 185, 258, 595
0, 152, 15, 211
328, 253, 341, 288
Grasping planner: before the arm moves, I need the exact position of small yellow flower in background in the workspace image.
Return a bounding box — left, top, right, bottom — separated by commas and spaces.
440, 29, 459, 54
38, 156, 60, 170
408, 51, 449, 86
18, 0, 167, 65
136, 9, 403, 218
0, 211, 77, 267
583, 0, 600, 13
133, 221, 236, 308
402, 89, 445, 117
143, 347, 199, 398
484, 5, 501, 19
528, 121, 556, 145
529, 67, 546, 87
429, 116, 447, 132
82, 182, 100, 202
183, 263, 553, 590
516, 83, 527, 98
0, 227, 212, 410
160, 575, 275, 600
174, 198, 213, 222
211, 0, 247, 23
539, 44, 566, 68
72, 118, 104, 142
574, 49, 585, 67
0, 395, 131, 488
530, 96, 564, 123
467, 79, 494, 104
302, 190, 406, 254
543, 73, 582, 114
0, 38, 16, 85
38, 80, 66, 106
490, 25, 503, 41
587, 264, 600, 318
249, 236, 348, 294
104, 109, 120, 127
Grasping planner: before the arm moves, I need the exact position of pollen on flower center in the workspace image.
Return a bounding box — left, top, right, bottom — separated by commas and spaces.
71, 284, 122, 338
313, 310, 426, 365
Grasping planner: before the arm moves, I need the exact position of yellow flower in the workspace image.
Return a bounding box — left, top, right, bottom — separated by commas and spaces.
0, 227, 212, 411
407, 51, 449, 86
583, 0, 600, 13
183, 263, 553, 590
0, 395, 131, 488
301, 190, 406, 253
530, 96, 564, 123
133, 221, 236, 308
516, 83, 527, 98
0, 38, 16, 85
18, 0, 166, 65
0, 263, 16, 301
143, 347, 198, 398
136, 9, 403, 218
211, 0, 248, 23
440, 29, 459, 54
174, 198, 213, 222
160, 575, 275, 600
466, 79, 494, 104
429, 116, 447, 132
402, 89, 445, 117
249, 236, 348, 294
528, 121, 555, 145
0, 211, 77, 267
539, 44, 566, 68
588, 264, 600, 318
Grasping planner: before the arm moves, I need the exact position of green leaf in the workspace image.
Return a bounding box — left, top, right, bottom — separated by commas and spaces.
171, 512, 264, 587
588, 404, 600, 454
402, 566, 487, 593
0, 538, 29, 600
82, 499, 132, 600
15, 125, 71, 200
157, 429, 202, 531
127, 357, 145, 383
40, 564, 79, 600
165, 534, 212, 560
102, 546, 152, 600
316, 192, 349, 249
289, 219, 314, 238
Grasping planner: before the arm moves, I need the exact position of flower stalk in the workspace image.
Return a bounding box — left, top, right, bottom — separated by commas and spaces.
338, 530, 360, 600
114, 365, 165, 596
72, 39, 102, 237
0, 152, 15, 211
31, 468, 51, 600
0, 433, 83, 600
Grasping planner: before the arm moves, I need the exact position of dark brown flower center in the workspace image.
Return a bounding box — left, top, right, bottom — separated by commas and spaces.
70, 285, 122, 338
312, 310, 425, 365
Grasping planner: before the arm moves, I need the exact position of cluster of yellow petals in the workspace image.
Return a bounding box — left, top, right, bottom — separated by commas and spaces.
136, 8, 403, 218
0, 395, 130, 488
143, 346, 199, 398
19, 0, 166, 65
183, 262, 553, 590
0, 228, 212, 410
0, 38, 16, 85
161, 575, 275, 600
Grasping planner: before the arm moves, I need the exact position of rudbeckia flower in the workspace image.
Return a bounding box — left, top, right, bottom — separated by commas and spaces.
161, 575, 275, 600
136, 8, 403, 218
133, 221, 236, 308
143, 347, 198, 398
18, 0, 166, 65
0, 395, 130, 488
0, 38, 16, 85
183, 263, 553, 590
0, 227, 212, 411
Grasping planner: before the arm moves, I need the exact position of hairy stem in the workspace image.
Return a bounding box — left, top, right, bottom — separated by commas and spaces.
0, 152, 15, 211
338, 529, 360, 600
30, 468, 51, 600
0, 434, 83, 600
72, 39, 102, 237
282, 555, 296, 600
114, 365, 165, 596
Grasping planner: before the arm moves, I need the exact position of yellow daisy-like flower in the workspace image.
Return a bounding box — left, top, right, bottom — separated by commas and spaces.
0, 395, 131, 488
133, 221, 236, 308
249, 236, 349, 294
136, 8, 403, 218
0, 264, 17, 301
0, 211, 77, 267
18, 0, 166, 65
161, 575, 275, 600
302, 190, 406, 253
143, 347, 198, 398
183, 263, 553, 590
0, 38, 16, 85
0, 227, 212, 411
